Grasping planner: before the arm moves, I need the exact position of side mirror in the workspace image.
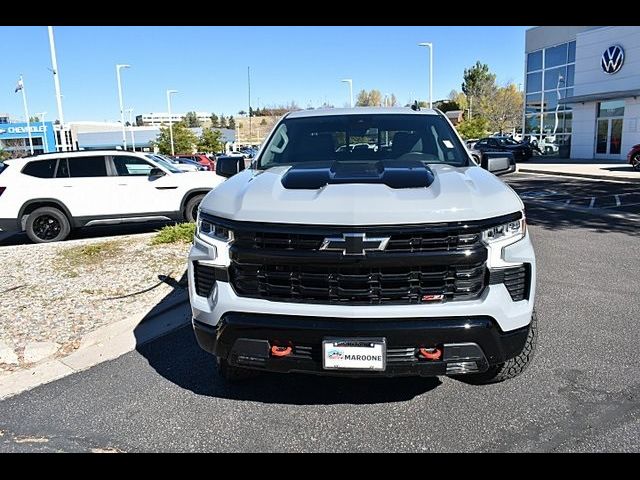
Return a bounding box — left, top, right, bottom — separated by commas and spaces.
481, 152, 514, 176
216, 155, 245, 178
149, 167, 166, 178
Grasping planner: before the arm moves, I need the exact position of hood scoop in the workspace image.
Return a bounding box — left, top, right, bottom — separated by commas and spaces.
280, 160, 435, 190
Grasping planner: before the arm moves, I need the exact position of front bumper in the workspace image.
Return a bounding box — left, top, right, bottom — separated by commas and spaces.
193, 312, 531, 377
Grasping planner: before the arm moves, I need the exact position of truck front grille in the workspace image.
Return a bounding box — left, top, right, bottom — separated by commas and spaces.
199, 212, 526, 306
230, 262, 486, 305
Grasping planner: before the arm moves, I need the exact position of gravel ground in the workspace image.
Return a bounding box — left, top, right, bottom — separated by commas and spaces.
0, 233, 190, 374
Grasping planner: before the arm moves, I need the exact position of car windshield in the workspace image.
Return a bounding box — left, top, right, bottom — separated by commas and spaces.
258, 113, 470, 169
497, 137, 520, 146
0, 161, 6, 174
145, 154, 183, 173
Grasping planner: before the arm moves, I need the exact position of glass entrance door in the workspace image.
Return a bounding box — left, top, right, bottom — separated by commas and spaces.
595, 118, 624, 157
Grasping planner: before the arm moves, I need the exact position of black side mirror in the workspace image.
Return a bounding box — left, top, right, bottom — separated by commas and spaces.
481, 152, 514, 176
216, 156, 245, 178
149, 167, 166, 178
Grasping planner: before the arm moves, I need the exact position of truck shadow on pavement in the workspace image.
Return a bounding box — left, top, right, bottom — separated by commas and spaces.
134, 275, 441, 405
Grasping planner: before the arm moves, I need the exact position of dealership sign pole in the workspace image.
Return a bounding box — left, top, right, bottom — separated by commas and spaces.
15, 76, 34, 155
48, 26, 67, 152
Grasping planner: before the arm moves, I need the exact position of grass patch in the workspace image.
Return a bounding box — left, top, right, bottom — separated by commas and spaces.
151, 223, 195, 245
59, 240, 123, 267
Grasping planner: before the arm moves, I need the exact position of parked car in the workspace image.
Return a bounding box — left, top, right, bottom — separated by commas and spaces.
0, 150, 225, 243
189, 107, 536, 384
153, 154, 205, 172
627, 144, 640, 171
473, 136, 533, 162
175, 153, 214, 171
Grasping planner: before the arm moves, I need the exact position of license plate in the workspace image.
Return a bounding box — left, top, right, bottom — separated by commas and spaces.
322, 338, 386, 371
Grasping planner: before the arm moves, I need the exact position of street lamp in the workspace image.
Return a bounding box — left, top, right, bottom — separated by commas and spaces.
418, 42, 433, 109
126, 108, 136, 152
341, 79, 353, 108
166, 89, 178, 156
35, 111, 48, 153
116, 64, 131, 150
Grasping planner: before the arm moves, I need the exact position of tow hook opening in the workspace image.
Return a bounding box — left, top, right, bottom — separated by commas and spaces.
270, 344, 293, 357
418, 346, 443, 361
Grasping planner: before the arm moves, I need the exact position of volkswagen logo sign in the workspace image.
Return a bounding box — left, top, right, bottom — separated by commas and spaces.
601, 45, 625, 75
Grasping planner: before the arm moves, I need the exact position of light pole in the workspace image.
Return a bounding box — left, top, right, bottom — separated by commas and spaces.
116, 64, 130, 150
16, 75, 34, 155
418, 42, 433, 109
126, 108, 136, 152
341, 79, 353, 108
48, 26, 67, 152
166, 89, 178, 156
35, 112, 48, 153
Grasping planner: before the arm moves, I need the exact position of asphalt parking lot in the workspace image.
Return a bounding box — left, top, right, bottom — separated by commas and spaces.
1, 172, 639, 452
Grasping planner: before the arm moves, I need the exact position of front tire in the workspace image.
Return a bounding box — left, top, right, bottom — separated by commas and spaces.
454, 311, 538, 384
25, 206, 71, 243
631, 153, 640, 171
184, 194, 205, 223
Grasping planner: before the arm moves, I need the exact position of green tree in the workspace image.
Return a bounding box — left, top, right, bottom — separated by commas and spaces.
198, 127, 224, 153
456, 117, 488, 140
238, 110, 247, 116
228, 117, 236, 130
462, 61, 497, 117
434, 99, 460, 113
260, 118, 267, 126
152, 121, 198, 155
29, 116, 40, 122
219, 114, 227, 128
209, 113, 219, 127
480, 83, 523, 134
184, 111, 201, 128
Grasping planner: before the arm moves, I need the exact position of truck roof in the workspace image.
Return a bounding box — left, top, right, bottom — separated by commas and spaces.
286, 107, 439, 119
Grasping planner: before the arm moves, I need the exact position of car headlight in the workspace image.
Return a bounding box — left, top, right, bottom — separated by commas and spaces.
197, 214, 233, 243
482, 216, 526, 245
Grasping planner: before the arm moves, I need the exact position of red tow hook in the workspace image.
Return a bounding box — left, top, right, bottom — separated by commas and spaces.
418, 347, 442, 361
270, 345, 293, 357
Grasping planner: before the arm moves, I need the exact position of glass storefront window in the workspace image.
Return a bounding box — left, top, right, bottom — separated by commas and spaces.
525, 115, 541, 134
545, 43, 568, 69
526, 93, 542, 114
568, 41, 576, 63
566, 64, 575, 87
526, 72, 542, 93
597, 100, 625, 118
542, 112, 572, 135
527, 50, 543, 72
544, 66, 567, 91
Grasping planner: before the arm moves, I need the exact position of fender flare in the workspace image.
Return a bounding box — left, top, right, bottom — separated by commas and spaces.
18, 198, 74, 230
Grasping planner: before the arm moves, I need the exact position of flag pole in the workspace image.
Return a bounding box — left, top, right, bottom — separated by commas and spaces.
19, 75, 34, 155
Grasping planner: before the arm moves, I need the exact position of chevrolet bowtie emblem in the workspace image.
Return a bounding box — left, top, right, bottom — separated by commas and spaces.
320, 233, 390, 255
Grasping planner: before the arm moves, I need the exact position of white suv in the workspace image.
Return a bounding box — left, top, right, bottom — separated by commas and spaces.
0, 150, 224, 243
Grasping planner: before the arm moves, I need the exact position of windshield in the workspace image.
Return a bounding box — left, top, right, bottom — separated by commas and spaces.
497, 137, 520, 146
0, 161, 6, 175
146, 154, 183, 173
258, 114, 470, 169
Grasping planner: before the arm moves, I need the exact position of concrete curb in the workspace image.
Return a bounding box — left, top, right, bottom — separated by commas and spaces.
518, 168, 638, 184
0, 292, 191, 400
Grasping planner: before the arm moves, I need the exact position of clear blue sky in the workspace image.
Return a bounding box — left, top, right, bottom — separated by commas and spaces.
0, 26, 529, 122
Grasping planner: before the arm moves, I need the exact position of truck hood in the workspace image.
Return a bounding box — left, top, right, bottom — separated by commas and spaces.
201, 164, 523, 225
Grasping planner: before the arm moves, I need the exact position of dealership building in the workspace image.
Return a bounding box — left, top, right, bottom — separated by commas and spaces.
524, 26, 640, 160
0, 121, 58, 155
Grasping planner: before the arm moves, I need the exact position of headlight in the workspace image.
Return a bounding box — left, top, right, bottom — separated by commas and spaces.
197, 214, 233, 242
482, 216, 526, 245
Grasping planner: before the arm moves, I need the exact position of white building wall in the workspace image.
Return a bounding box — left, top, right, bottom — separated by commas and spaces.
574, 26, 640, 97
571, 102, 597, 159
568, 26, 640, 159
622, 97, 640, 156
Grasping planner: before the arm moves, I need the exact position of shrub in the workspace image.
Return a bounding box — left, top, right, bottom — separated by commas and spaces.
151, 223, 196, 245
